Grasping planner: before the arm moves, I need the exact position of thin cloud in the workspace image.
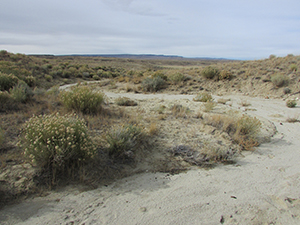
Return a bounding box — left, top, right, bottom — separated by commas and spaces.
0, 0, 300, 59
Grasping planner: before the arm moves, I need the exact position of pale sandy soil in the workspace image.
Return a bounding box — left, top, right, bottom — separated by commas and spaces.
1, 89, 300, 225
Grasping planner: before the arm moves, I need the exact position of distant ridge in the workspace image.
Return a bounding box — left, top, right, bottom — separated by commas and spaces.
30, 53, 233, 61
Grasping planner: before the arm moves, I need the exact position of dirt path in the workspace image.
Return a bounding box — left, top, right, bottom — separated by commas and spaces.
1, 92, 300, 225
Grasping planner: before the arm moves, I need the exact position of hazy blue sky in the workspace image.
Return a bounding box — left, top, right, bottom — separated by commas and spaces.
1, 0, 300, 59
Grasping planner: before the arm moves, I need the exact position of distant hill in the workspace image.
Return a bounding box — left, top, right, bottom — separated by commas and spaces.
30, 53, 232, 61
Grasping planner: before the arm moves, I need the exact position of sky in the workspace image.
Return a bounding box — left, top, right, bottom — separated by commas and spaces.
1, 0, 300, 59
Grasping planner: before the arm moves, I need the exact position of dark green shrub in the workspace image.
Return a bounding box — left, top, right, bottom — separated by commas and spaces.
24, 75, 36, 87
60, 85, 105, 114
0, 73, 18, 91
201, 66, 219, 79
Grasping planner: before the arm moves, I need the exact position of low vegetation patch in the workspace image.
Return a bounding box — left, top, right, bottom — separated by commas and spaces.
170, 104, 190, 118
115, 97, 137, 106
193, 92, 213, 102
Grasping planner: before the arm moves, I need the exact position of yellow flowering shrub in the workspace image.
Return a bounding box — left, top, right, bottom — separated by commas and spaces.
19, 113, 96, 170
60, 85, 105, 114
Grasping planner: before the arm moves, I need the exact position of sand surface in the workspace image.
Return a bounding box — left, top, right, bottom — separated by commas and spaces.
1, 92, 300, 225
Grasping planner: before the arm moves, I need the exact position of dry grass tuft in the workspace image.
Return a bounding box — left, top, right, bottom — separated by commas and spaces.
202, 101, 216, 112
239, 100, 251, 107
217, 98, 230, 104
148, 123, 159, 136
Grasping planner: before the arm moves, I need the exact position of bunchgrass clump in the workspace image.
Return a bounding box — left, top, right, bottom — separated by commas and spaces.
0, 127, 4, 147
170, 104, 190, 118
271, 74, 289, 87
60, 85, 105, 114
193, 92, 213, 102
286, 99, 297, 108
105, 124, 145, 159
19, 113, 96, 180
206, 114, 261, 150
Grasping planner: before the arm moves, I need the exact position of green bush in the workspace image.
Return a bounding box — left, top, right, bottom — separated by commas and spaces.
10, 82, 33, 103
44, 74, 53, 82
271, 74, 289, 87
141, 77, 166, 92
60, 85, 105, 114
92, 75, 100, 80
286, 99, 297, 108
290, 64, 298, 72
105, 124, 144, 159
152, 71, 168, 81
0, 73, 19, 91
193, 92, 213, 102
201, 66, 219, 79
19, 113, 96, 170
